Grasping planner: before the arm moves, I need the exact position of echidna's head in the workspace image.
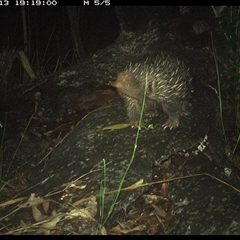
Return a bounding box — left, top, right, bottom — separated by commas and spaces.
110, 72, 141, 100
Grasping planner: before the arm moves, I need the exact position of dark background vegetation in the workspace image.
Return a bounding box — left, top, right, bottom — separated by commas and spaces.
0, 6, 120, 87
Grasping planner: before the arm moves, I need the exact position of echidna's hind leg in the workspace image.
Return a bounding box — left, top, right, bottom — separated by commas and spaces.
161, 100, 183, 129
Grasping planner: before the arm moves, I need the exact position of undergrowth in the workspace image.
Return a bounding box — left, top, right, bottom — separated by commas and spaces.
98, 71, 150, 232
211, 6, 240, 156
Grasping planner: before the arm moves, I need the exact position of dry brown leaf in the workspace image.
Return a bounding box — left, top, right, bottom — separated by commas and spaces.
95, 224, 107, 235
154, 212, 167, 233
152, 204, 167, 218
110, 222, 146, 234
142, 194, 163, 204
68, 195, 97, 220
116, 220, 130, 230
109, 224, 123, 234
118, 224, 146, 234
86, 196, 97, 217
18, 193, 46, 208
19, 212, 64, 235
160, 182, 169, 197
32, 205, 49, 222
67, 208, 96, 221
20, 219, 31, 229
127, 208, 142, 218
39, 213, 64, 230
42, 201, 50, 214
